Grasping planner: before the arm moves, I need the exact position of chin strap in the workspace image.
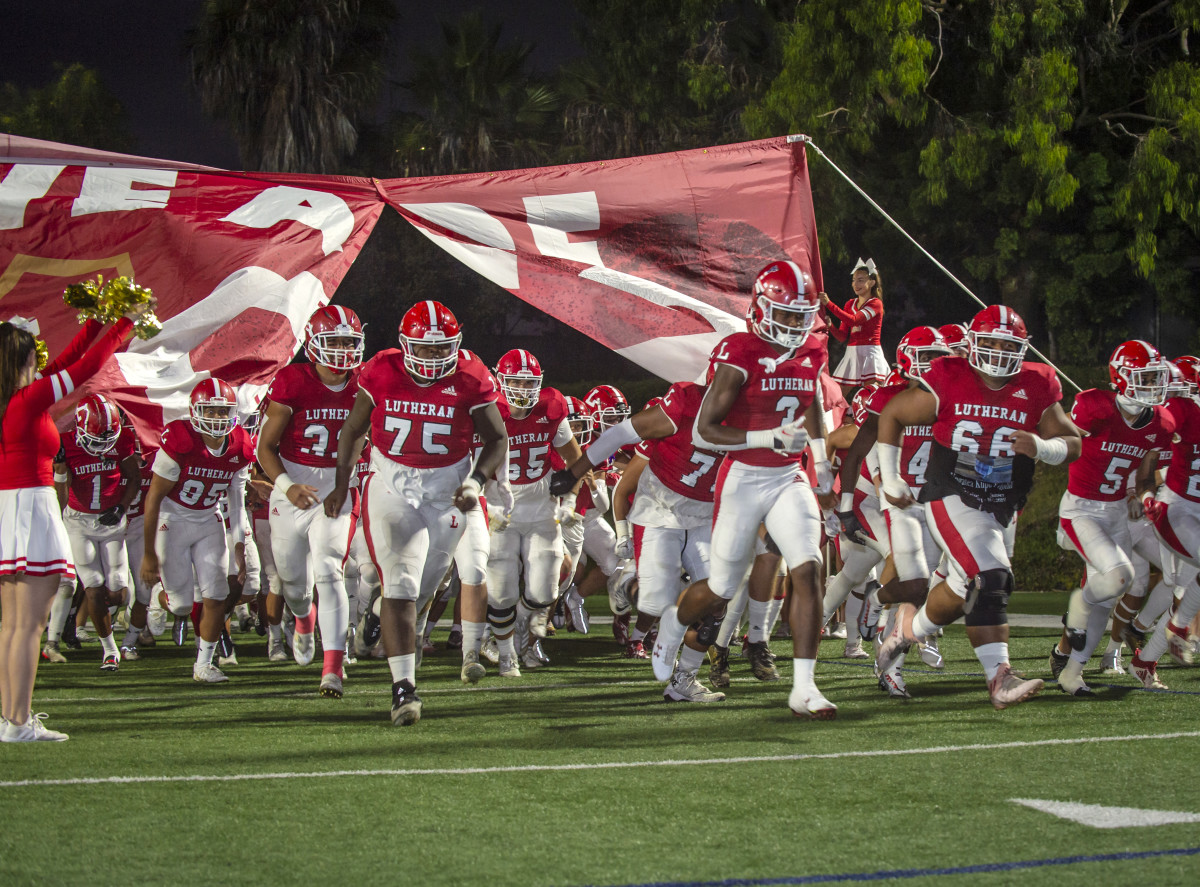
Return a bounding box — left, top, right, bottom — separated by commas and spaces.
759, 347, 797, 374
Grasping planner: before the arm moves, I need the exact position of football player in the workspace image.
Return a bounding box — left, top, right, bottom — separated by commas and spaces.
55, 394, 141, 671
486, 349, 580, 673
116, 437, 158, 661
875, 305, 1081, 709
257, 305, 364, 698
1129, 355, 1200, 687
140, 379, 255, 683
633, 261, 838, 717
325, 301, 506, 725
1050, 341, 1174, 695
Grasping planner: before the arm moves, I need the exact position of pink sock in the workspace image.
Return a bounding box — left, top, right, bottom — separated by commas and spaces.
322, 649, 345, 677
190, 602, 204, 635
295, 610, 317, 634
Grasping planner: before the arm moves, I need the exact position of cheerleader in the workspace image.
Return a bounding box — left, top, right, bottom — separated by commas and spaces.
0, 306, 148, 742
823, 257, 889, 394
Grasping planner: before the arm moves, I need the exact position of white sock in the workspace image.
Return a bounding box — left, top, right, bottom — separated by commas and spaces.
844, 592, 863, 644
1104, 638, 1122, 656
461, 620, 485, 655
765, 596, 786, 637
678, 645, 705, 675
99, 632, 120, 658
497, 635, 516, 660
268, 623, 283, 643
746, 599, 770, 643
792, 657, 816, 689
974, 642, 1009, 681
315, 579, 350, 658
47, 581, 74, 644
911, 606, 940, 640
387, 653, 416, 684
196, 639, 217, 667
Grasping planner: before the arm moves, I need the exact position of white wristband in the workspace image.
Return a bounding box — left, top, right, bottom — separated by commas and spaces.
1032, 435, 1069, 465
275, 472, 294, 495
877, 442, 902, 489
746, 428, 777, 450
615, 519, 630, 541
839, 491, 855, 512
808, 438, 828, 466
461, 476, 482, 496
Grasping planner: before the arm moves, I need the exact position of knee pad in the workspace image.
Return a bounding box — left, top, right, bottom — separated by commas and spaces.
694, 608, 725, 648
963, 568, 1012, 627
487, 604, 516, 632
1087, 562, 1136, 602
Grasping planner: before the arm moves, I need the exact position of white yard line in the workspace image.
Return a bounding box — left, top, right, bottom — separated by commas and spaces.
2, 730, 1197, 789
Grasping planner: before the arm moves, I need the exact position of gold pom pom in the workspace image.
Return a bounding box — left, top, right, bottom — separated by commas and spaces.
34, 338, 48, 372
62, 274, 159, 339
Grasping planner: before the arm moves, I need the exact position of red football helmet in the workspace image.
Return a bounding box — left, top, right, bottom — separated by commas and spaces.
190, 378, 239, 438
565, 395, 595, 445
938, 323, 969, 356
75, 393, 122, 456
1109, 340, 1169, 407
304, 305, 364, 371
494, 349, 543, 410
400, 301, 461, 380
883, 368, 906, 387
585, 385, 630, 431
748, 261, 820, 349
1172, 355, 1200, 397
967, 305, 1028, 377
896, 326, 950, 379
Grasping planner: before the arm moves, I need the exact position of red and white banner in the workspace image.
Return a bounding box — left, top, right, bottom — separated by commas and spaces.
2, 133, 823, 444
379, 136, 824, 383
0, 135, 383, 444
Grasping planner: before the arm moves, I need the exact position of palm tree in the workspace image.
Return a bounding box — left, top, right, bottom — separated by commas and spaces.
188, 0, 394, 173
391, 10, 559, 176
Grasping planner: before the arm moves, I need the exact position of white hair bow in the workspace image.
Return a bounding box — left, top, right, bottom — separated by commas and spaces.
852, 257, 878, 278
6, 315, 40, 336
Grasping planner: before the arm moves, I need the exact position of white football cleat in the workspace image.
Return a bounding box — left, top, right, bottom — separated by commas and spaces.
497, 655, 522, 678
987, 664, 1043, 710
480, 634, 500, 665
293, 631, 316, 667
663, 671, 726, 703
1130, 653, 1168, 690
41, 642, 67, 664
192, 662, 229, 683
267, 637, 290, 662
842, 639, 869, 660
460, 650, 486, 684
319, 672, 344, 699
521, 647, 547, 670
918, 636, 944, 669
565, 586, 590, 634
146, 604, 168, 637
878, 664, 911, 699
788, 686, 838, 720
651, 606, 687, 682
1057, 659, 1094, 697
1101, 648, 1126, 675
1165, 622, 1194, 666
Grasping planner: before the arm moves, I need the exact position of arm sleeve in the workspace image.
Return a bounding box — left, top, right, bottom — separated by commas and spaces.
152, 450, 182, 482
40, 319, 103, 377
226, 468, 249, 539
17, 318, 133, 415
823, 299, 857, 325
552, 418, 573, 448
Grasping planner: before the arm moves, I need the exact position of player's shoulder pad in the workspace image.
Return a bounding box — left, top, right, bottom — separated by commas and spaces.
161, 420, 196, 457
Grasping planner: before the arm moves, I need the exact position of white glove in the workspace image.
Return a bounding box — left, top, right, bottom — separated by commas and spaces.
554, 492, 580, 525
493, 480, 515, 518
487, 509, 511, 532
590, 479, 611, 515
614, 519, 634, 559
746, 419, 809, 454
810, 438, 834, 495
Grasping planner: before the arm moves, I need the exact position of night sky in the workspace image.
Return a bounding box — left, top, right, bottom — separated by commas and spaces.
2, 0, 581, 170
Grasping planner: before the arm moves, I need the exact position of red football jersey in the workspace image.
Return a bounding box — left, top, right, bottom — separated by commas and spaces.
708, 331, 825, 468
643, 382, 722, 502
159, 421, 256, 512
866, 382, 935, 491
265, 363, 360, 468
1068, 389, 1174, 501
358, 349, 499, 468
919, 356, 1061, 513
60, 426, 137, 513
1164, 395, 1200, 502
501, 387, 569, 485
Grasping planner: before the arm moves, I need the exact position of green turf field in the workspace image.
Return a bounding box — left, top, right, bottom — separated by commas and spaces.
2, 601, 1198, 887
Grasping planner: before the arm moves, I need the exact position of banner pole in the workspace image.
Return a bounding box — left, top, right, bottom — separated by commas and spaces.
791, 134, 1082, 393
